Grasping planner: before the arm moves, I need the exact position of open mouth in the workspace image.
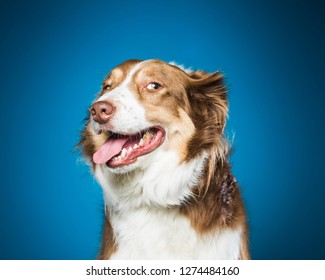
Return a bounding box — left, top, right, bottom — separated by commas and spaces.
93, 127, 165, 168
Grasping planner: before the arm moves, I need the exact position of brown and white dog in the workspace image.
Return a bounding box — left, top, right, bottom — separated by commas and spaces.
78, 59, 249, 259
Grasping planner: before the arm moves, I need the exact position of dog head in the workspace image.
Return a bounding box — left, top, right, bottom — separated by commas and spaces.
79, 59, 228, 175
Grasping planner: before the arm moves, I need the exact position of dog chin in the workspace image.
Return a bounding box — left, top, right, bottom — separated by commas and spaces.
105, 161, 140, 174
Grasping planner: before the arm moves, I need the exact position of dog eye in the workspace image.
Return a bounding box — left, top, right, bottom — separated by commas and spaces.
103, 84, 111, 90
146, 82, 161, 91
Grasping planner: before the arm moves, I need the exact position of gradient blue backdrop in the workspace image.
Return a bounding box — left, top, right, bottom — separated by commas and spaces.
1, 0, 324, 259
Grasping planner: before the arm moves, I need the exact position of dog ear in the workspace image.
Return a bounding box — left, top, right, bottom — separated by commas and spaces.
185, 70, 229, 191
187, 70, 228, 133
185, 70, 229, 169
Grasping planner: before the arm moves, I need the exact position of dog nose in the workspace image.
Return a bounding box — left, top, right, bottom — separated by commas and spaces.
91, 101, 115, 124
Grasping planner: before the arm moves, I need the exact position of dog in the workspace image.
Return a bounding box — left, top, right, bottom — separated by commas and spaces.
78, 59, 250, 259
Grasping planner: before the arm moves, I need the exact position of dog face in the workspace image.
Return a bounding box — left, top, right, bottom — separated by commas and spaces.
80, 59, 228, 174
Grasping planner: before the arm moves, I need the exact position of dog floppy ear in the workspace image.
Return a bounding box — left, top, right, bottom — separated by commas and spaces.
186, 70, 229, 193
186, 70, 228, 158
188, 70, 228, 134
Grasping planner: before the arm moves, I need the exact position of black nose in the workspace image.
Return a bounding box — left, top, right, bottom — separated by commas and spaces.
91, 101, 115, 124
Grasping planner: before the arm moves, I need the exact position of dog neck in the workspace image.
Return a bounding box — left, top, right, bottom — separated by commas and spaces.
94, 150, 209, 210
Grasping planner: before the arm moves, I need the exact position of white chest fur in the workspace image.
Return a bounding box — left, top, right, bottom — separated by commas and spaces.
109, 206, 242, 260
94, 150, 242, 259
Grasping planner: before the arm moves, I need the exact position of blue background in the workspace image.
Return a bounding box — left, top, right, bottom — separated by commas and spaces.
1, 0, 324, 260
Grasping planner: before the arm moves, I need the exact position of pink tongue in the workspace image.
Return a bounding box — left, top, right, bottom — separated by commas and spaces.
93, 137, 129, 164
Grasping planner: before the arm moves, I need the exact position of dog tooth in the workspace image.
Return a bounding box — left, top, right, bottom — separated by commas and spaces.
128, 147, 133, 153
117, 156, 122, 160
121, 149, 127, 158
143, 131, 152, 141
133, 144, 139, 149
139, 139, 145, 146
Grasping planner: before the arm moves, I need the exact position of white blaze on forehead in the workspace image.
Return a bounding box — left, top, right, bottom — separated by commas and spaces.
95, 61, 152, 134
97, 61, 144, 102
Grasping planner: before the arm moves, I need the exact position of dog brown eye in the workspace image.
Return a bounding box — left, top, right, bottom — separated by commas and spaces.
103, 85, 111, 90
146, 82, 161, 91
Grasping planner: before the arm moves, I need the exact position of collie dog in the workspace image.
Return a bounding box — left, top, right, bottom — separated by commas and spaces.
78, 59, 249, 259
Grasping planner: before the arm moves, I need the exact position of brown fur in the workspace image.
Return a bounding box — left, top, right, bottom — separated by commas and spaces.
179, 69, 249, 258
180, 159, 250, 259
97, 210, 118, 259
77, 121, 95, 168
77, 59, 250, 259
187, 71, 228, 160
240, 226, 250, 260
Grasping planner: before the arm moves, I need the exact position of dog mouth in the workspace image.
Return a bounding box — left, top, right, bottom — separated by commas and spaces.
93, 127, 165, 168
